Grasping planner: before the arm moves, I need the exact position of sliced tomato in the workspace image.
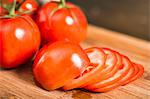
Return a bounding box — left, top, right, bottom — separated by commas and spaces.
80, 48, 117, 88
33, 41, 90, 90
84, 49, 123, 89
122, 63, 144, 85
89, 60, 135, 92
85, 55, 131, 91
115, 52, 123, 69
121, 62, 138, 85
62, 47, 106, 90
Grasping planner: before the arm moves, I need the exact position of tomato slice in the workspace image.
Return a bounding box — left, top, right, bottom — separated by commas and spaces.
62, 47, 106, 90
88, 59, 135, 92
115, 52, 123, 69
80, 48, 117, 88
85, 55, 131, 90
122, 63, 144, 85
121, 62, 138, 85
84, 49, 123, 89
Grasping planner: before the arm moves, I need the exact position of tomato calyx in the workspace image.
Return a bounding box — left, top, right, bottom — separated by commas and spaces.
59, 0, 70, 8
61, 0, 67, 7
0, 0, 17, 18
49, 0, 71, 20
0, 0, 36, 19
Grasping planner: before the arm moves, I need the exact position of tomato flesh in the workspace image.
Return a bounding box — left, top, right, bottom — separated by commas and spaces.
89, 60, 134, 92
85, 55, 131, 91
80, 48, 117, 88
122, 63, 144, 85
84, 49, 123, 89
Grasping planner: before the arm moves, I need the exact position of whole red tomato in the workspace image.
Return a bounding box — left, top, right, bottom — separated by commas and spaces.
18, 0, 38, 12
1, 0, 38, 16
33, 41, 90, 90
35, 2, 88, 44
0, 15, 41, 68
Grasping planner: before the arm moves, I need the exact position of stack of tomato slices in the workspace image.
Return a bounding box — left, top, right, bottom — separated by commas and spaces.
33, 42, 144, 93
62, 47, 144, 92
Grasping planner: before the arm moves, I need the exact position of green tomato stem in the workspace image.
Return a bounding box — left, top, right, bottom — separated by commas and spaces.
9, 0, 16, 16
61, 0, 66, 7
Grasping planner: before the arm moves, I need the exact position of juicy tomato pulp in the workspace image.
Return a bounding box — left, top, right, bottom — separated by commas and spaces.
35, 2, 87, 44
33, 41, 90, 90
123, 63, 144, 85
0, 15, 41, 68
82, 48, 119, 88
87, 56, 132, 92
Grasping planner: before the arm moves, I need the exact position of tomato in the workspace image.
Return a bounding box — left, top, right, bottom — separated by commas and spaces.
18, 0, 38, 12
35, 2, 87, 44
0, 15, 41, 68
85, 55, 131, 91
32, 44, 144, 92
88, 63, 134, 92
33, 41, 90, 90
122, 63, 144, 85
79, 48, 117, 88
0, 0, 38, 16
2, 0, 38, 15
62, 47, 106, 90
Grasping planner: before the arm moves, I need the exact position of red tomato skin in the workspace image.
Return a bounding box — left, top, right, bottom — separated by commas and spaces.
0, 5, 8, 16
19, 0, 38, 12
35, 2, 87, 44
0, 15, 41, 68
33, 41, 90, 90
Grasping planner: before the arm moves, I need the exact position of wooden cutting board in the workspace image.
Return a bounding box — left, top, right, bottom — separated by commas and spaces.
0, 25, 150, 99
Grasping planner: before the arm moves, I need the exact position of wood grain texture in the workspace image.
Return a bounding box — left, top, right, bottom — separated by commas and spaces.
0, 25, 150, 99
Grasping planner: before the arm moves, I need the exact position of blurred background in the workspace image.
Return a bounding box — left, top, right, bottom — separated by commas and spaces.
69, 0, 149, 41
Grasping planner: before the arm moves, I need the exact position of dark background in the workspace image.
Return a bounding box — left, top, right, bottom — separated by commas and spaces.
70, 0, 149, 40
